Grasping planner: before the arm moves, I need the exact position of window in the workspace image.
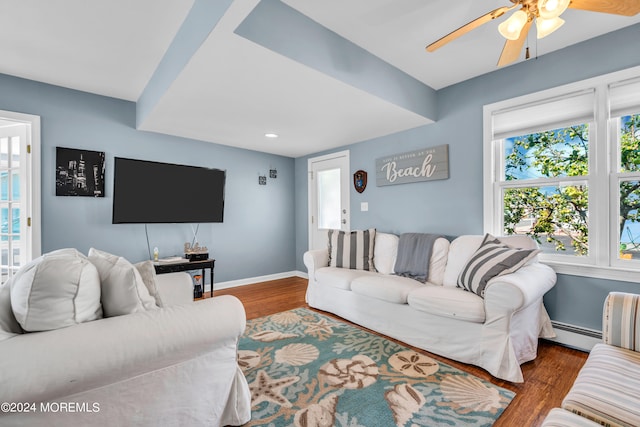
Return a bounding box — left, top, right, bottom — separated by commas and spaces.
483, 66, 640, 281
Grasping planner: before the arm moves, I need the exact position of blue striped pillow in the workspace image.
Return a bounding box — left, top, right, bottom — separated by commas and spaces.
457, 234, 540, 297
328, 229, 376, 271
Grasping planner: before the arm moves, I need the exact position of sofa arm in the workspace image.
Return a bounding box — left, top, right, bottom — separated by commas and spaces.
155, 272, 194, 306
603, 292, 640, 351
0, 295, 246, 403
303, 249, 329, 280
484, 262, 557, 314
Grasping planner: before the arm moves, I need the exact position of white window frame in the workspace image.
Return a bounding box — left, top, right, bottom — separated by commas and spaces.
483, 65, 640, 283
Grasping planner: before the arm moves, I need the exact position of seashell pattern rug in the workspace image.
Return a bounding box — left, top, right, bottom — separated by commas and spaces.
238, 308, 514, 427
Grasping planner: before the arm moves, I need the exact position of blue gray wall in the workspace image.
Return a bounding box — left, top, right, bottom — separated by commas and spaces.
0, 73, 296, 283
295, 24, 640, 331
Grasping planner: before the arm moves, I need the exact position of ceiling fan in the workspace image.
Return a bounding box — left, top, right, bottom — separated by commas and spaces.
426, 0, 640, 67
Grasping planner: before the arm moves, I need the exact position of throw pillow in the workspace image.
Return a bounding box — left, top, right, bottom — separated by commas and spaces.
328, 228, 376, 271
0, 279, 23, 341
457, 233, 540, 298
88, 248, 158, 317
10, 248, 103, 332
135, 260, 163, 307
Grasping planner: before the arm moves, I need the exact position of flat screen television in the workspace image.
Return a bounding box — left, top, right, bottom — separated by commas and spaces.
112, 157, 225, 224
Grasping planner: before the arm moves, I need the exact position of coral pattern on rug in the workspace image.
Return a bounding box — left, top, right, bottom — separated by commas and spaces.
238, 308, 514, 426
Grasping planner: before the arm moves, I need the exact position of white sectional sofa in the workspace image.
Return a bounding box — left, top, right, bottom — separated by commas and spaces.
0, 248, 251, 427
542, 292, 640, 427
304, 232, 557, 383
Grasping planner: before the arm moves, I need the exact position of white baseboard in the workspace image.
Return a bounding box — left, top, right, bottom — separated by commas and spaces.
209, 270, 307, 291
545, 321, 602, 352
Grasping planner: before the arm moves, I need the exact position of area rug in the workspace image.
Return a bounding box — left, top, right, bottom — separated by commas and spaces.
238, 308, 514, 427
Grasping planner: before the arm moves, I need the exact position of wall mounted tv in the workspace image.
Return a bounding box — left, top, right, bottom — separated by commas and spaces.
112, 157, 225, 224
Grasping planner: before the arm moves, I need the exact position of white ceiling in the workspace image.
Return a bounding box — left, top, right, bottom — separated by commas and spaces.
1, 0, 639, 157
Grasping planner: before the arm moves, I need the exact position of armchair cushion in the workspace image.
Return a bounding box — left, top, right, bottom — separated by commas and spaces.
0, 280, 22, 342
10, 248, 103, 332
603, 292, 640, 352
88, 248, 157, 317
135, 260, 163, 307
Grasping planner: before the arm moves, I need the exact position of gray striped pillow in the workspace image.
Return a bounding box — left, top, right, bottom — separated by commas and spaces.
457, 234, 539, 298
328, 229, 376, 271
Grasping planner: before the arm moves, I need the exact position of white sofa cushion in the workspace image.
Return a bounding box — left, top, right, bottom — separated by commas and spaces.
373, 232, 399, 275
351, 275, 424, 304
328, 228, 376, 271
10, 248, 103, 331
407, 286, 486, 323
315, 267, 378, 291
429, 238, 450, 286
443, 234, 539, 287
88, 248, 158, 317
0, 279, 23, 341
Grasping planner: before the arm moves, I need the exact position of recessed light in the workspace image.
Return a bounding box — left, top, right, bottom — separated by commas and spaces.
265, 133, 279, 138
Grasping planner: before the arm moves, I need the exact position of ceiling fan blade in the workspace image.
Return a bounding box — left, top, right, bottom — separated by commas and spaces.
568, 0, 640, 16
497, 19, 532, 67
426, 5, 516, 52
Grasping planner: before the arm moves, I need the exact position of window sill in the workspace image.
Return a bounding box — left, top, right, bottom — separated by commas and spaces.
543, 260, 640, 283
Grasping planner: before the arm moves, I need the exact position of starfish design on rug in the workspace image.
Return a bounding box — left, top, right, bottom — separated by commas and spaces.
305, 318, 335, 336
249, 369, 300, 408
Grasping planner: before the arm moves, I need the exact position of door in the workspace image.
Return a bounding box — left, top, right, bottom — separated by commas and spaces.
0, 111, 40, 285
308, 151, 350, 250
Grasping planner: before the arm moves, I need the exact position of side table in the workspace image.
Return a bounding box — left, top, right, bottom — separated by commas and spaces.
154, 259, 215, 299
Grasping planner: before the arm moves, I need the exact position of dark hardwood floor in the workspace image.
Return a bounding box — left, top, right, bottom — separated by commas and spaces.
215, 276, 588, 427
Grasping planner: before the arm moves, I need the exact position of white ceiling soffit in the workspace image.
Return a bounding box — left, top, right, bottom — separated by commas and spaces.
0, 0, 193, 101
138, 0, 432, 158
283, 0, 640, 90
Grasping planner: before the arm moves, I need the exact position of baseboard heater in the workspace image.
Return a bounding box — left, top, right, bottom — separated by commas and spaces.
546, 321, 602, 352
551, 321, 602, 339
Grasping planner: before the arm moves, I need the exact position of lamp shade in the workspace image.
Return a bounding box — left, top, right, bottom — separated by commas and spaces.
538, 0, 570, 19
536, 16, 565, 38
498, 10, 529, 40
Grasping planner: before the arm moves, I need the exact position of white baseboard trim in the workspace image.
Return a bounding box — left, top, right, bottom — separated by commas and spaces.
210, 270, 308, 291
545, 321, 602, 352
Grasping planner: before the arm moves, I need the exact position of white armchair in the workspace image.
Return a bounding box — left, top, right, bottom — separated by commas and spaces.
0, 270, 251, 427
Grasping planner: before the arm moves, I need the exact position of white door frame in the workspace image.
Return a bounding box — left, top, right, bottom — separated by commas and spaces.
308, 150, 350, 251
0, 110, 41, 282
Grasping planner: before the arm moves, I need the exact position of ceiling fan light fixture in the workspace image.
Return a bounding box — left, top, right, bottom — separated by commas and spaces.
498, 10, 528, 40
536, 16, 565, 38
538, 0, 570, 19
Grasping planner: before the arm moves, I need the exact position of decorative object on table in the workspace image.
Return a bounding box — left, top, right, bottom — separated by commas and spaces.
270, 168, 277, 179
259, 175, 267, 185
184, 242, 209, 262
239, 308, 514, 427
353, 169, 367, 193
55, 147, 105, 197
376, 144, 449, 187
192, 274, 203, 298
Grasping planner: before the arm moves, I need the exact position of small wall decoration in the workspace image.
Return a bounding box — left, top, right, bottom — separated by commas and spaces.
269, 168, 277, 179
55, 147, 105, 197
258, 175, 267, 185
353, 170, 367, 193
375, 144, 449, 187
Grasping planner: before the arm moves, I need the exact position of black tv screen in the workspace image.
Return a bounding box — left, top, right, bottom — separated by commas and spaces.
112, 157, 225, 224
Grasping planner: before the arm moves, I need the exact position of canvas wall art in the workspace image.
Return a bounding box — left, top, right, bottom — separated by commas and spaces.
55, 147, 105, 197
